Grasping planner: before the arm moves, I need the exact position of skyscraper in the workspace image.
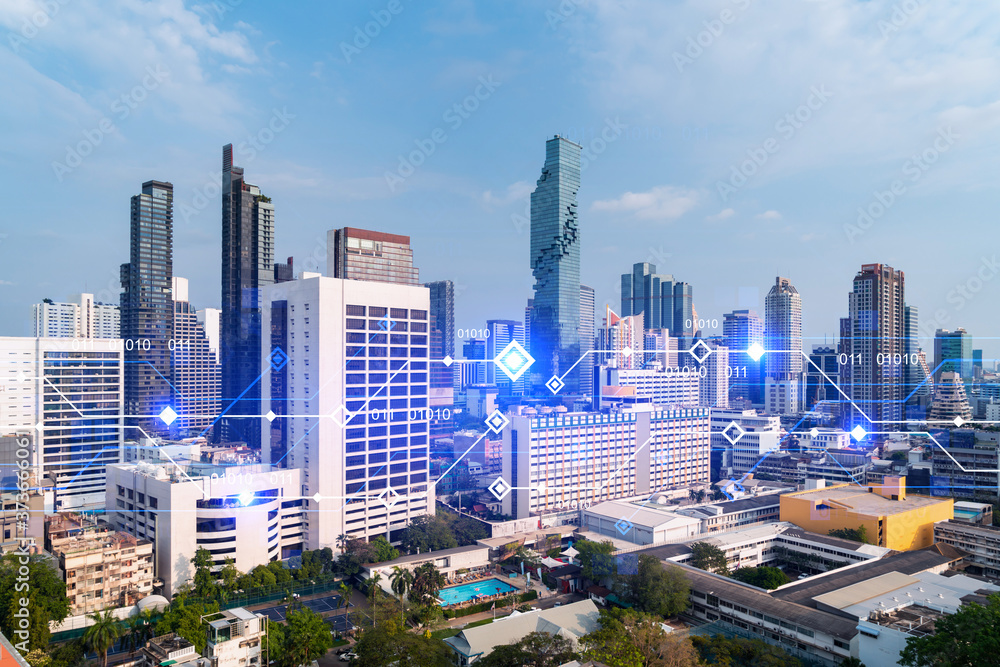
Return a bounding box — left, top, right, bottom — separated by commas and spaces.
722, 309, 764, 405
620, 262, 694, 337
426, 280, 455, 390
530, 136, 582, 394
121, 180, 174, 436
847, 263, 905, 434
804, 345, 840, 419
221, 144, 274, 447
328, 227, 418, 285
934, 328, 973, 383
171, 277, 221, 437
764, 276, 803, 415
580, 284, 595, 393
904, 305, 930, 418
597, 307, 643, 370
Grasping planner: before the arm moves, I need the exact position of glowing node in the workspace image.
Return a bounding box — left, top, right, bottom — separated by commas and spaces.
488, 476, 512, 501
689, 339, 713, 363
722, 421, 746, 445
545, 375, 565, 395
265, 410, 276, 423
851, 425, 867, 441
238, 491, 255, 507
159, 407, 178, 426
268, 347, 288, 371
493, 340, 534, 382
442, 355, 454, 367
485, 409, 510, 434
810, 427, 819, 437
747, 343, 765, 361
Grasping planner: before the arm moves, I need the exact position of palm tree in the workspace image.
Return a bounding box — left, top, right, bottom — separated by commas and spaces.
410, 563, 446, 604
122, 615, 143, 655
389, 566, 413, 625
338, 581, 352, 619
83, 609, 122, 667
138, 608, 158, 645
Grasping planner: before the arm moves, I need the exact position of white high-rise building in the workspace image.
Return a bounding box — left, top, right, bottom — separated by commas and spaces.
501, 406, 710, 519
197, 307, 222, 364
765, 277, 803, 415
0, 337, 124, 511
262, 276, 432, 550
710, 408, 782, 476
699, 341, 730, 409
595, 366, 699, 409
32, 293, 120, 339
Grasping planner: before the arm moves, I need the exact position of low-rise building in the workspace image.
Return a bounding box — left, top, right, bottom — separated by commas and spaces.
205, 607, 269, 667
444, 599, 601, 666
934, 519, 1000, 580
582, 500, 700, 545
45, 513, 153, 616
363, 544, 491, 584
139, 633, 203, 666
754, 449, 871, 487
675, 493, 786, 534
779, 478, 953, 550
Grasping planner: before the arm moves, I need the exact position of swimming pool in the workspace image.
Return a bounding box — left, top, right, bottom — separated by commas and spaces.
438, 578, 517, 606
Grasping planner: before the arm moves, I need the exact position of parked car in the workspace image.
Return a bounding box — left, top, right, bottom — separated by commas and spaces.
339, 652, 358, 662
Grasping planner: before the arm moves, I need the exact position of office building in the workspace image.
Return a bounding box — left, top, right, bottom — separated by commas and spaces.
0, 435, 47, 554
197, 308, 221, 364
0, 337, 124, 512
927, 371, 972, 422
45, 513, 154, 616
903, 306, 931, 418
597, 306, 642, 370
643, 328, 678, 369
221, 144, 274, 448
121, 180, 174, 437
485, 320, 526, 395
722, 310, 764, 405
529, 136, 582, 394
262, 276, 432, 550
764, 276, 803, 415
460, 338, 487, 388
594, 366, 699, 410
106, 460, 304, 597
579, 284, 595, 390
927, 428, 1000, 502
426, 280, 455, 392
779, 478, 953, 550
695, 339, 729, 410
847, 264, 906, 434
934, 328, 973, 382
754, 449, 870, 487
273, 256, 294, 283
204, 607, 269, 667
170, 278, 221, 437
32, 293, 119, 339
710, 409, 781, 477
934, 520, 1000, 580
501, 406, 710, 519
804, 345, 840, 418
620, 262, 695, 337
328, 227, 419, 285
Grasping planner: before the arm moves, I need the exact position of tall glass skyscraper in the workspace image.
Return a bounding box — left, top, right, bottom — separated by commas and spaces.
934, 328, 973, 382
764, 276, 803, 414
722, 309, 764, 404
529, 136, 582, 394
426, 280, 455, 390
221, 144, 274, 447
620, 262, 694, 337
121, 180, 174, 436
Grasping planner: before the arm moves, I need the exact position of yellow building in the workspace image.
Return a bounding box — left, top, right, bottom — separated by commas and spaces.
779, 477, 953, 551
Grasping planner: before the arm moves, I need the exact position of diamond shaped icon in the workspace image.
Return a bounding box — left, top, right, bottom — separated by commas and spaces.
378, 315, 394, 331
330, 405, 353, 427
494, 340, 535, 383
747, 343, 765, 362
622, 346, 633, 358
442, 355, 454, 367
378, 487, 401, 509
485, 409, 510, 434
159, 407, 178, 426
614, 517, 634, 536
722, 421, 746, 445
689, 339, 713, 364
534, 481, 546, 492
545, 375, 565, 395
265, 410, 276, 423
851, 425, 867, 441
810, 427, 819, 437
268, 347, 288, 371
488, 476, 512, 501
954, 416, 965, 427
34, 422, 43, 433
312, 493, 322, 503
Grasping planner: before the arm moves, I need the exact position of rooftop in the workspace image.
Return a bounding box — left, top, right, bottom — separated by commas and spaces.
864, 604, 946, 637
585, 500, 701, 530
365, 544, 488, 569
782, 484, 950, 517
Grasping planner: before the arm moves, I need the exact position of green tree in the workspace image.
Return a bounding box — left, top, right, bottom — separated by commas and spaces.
281, 607, 333, 667
618, 556, 689, 618
154, 599, 220, 654
390, 566, 414, 624
828, 526, 870, 544
689, 542, 730, 575
581, 608, 700, 667
44, 638, 86, 667
478, 631, 578, 667
410, 563, 446, 604
730, 566, 790, 589
691, 634, 802, 667
0, 554, 70, 650
399, 515, 459, 554
82, 610, 122, 667
219, 557, 240, 594
370, 536, 401, 562
899, 594, 1000, 666
840, 659, 867, 667
338, 581, 353, 619
190, 547, 218, 599
353, 626, 452, 666
576, 539, 616, 582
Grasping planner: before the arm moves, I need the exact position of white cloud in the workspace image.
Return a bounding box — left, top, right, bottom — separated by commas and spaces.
756, 210, 783, 220
482, 180, 534, 207
706, 207, 735, 221
592, 185, 700, 221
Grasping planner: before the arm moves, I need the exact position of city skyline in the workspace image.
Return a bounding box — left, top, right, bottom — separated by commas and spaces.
4, 3, 1000, 361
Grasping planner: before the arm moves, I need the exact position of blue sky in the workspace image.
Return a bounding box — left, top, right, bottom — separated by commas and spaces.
2, 0, 1000, 358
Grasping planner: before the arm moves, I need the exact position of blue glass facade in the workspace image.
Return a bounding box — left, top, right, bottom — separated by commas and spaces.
530, 136, 582, 394
620, 262, 694, 337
